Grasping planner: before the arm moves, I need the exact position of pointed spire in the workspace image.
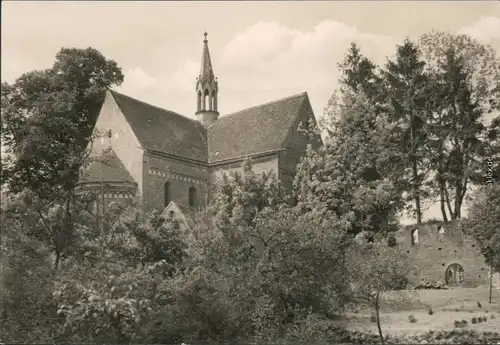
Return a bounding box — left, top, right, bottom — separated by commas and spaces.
199, 32, 214, 81
195, 31, 219, 126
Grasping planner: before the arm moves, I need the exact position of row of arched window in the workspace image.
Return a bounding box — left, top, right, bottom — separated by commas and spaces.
164, 182, 198, 208
197, 89, 217, 112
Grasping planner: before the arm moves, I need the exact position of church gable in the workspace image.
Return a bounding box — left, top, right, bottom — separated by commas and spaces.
89, 90, 143, 193
277, 94, 319, 193
207, 92, 309, 163
110, 90, 207, 162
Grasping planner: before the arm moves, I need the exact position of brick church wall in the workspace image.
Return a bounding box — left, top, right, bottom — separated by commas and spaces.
211, 155, 279, 182
394, 221, 490, 287
142, 152, 209, 211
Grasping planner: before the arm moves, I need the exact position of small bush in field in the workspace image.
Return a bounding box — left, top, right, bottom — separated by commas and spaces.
478, 316, 483, 323
370, 314, 377, 323
408, 314, 417, 323
471, 317, 478, 324
490, 314, 496, 319
482, 316, 488, 322
428, 308, 434, 315
454, 319, 468, 328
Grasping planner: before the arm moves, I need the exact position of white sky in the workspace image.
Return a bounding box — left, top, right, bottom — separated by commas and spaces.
2, 1, 499, 223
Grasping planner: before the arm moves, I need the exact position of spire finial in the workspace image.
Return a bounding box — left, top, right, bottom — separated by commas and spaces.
203, 31, 208, 43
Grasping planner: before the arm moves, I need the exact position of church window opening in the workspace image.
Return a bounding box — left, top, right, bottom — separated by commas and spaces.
204, 89, 210, 111
197, 91, 202, 112
445, 263, 464, 286
411, 228, 419, 246
164, 182, 171, 207
212, 90, 217, 111
189, 187, 197, 207
169, 210, 175, 219
108, 129, 112, 138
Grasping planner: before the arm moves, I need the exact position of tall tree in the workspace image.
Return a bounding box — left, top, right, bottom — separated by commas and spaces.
383, 38, 432, 223
338, 43, 383, 103
1, 47, 124, 267
419, 31, 500, 219
295, 92, 404, 236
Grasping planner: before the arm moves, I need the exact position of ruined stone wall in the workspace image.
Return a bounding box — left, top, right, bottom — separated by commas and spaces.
394, 221, 490, 287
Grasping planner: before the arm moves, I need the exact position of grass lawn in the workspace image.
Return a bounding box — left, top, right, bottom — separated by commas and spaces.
336, 287, 500, 335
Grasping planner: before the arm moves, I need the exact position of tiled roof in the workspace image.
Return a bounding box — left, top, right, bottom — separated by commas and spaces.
110, 90, 207, 162
80, 147, 135, 183
207, 92, 308, 163
105, 90, 310, 164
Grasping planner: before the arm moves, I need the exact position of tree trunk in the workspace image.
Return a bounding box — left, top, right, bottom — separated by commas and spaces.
444, 187, 455, 220
375, 291, 385, 344
440, 186, 449, 222
489, 258, 493, 304
438, 154, 449, 222
410, 117, 422, 224
455, 181, 463, 219
54, 250, 61, 270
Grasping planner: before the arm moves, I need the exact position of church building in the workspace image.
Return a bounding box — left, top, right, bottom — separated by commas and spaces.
78, 33, 319, 218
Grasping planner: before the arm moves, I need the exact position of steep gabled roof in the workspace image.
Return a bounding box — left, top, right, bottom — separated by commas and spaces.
80, 147, 135, 183
110, 90, 207, 162
207, 92, 309, 163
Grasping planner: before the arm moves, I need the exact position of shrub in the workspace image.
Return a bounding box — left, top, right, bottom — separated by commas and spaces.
490, 314, 496, 319
472, 317, 478, 324
370, 314, 377, 323
454, 319, 468, 328
408, 314, 417, 323
428, 308, 434, 315
387, 234, 396, 247
392, 275, 409, 290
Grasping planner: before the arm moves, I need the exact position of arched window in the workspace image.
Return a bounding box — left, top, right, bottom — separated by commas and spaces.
189, 187, 197, 207
445, 263, 464, 286
197, 91, 202, 112
411, 228, 419, 246
164, 182, 171, 207
212, 90, 217, 111
204, 89, 210, 111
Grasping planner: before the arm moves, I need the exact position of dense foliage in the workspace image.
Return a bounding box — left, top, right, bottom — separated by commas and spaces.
1, 30, 499, 344
464, 184, 500, 272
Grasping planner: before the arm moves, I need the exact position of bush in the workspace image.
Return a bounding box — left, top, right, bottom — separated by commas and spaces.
387, 235, 397, 247
370, 314, 377, 323
491, 314, 496, 319
472, 317, 478, 324
391, 330, 500, 344
478, 316, 483, 323
454, 319, 468, 328
428, 308, 434, 315
392, 275, 409, 290
408, 314, 417, 323
415, 278, 448, 290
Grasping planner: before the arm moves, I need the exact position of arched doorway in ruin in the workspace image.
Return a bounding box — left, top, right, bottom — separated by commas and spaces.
445, 263, 464, 286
